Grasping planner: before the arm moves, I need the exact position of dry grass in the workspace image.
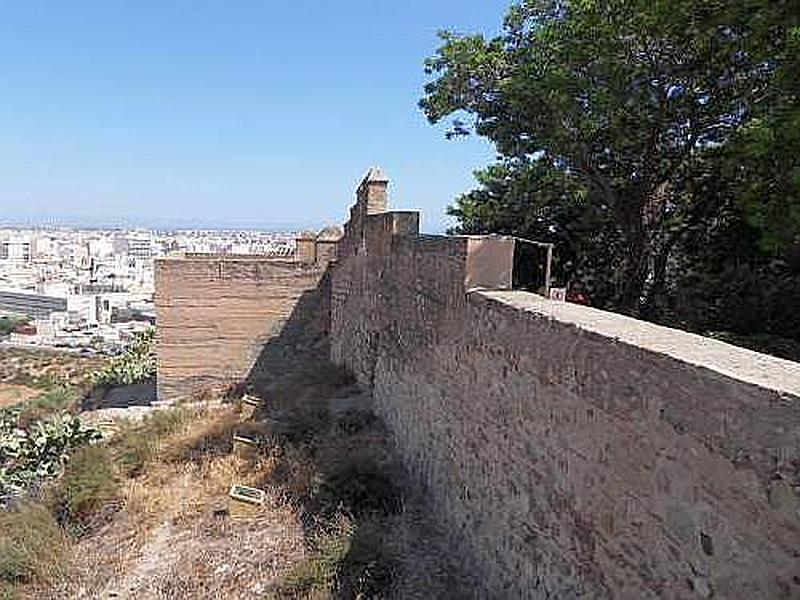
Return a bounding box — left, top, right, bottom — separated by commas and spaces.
23, 403, 305, 599
251, 364, 482, 600
9, 360, 475, 599
0, 503, 68, 599
49, 444, 120, 537
121, 412, 280, 528
110, 407, 200, 478
0, 347, 106, 389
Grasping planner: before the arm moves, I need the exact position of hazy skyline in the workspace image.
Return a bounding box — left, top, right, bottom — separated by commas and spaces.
0, 1, 510, 232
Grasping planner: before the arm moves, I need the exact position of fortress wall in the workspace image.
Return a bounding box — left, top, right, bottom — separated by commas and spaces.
155, 256, 328, 400
154, 168, 800, 598
329, 171, 800, 598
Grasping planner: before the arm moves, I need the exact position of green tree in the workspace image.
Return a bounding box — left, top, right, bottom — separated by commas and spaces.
0, 317, 29, 336
422, 0, 800, 319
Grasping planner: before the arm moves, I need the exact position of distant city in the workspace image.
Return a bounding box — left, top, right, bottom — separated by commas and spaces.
0, 227, 298, 354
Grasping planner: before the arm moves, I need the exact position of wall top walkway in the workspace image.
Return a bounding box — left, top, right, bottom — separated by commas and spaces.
476, 290, 800, 399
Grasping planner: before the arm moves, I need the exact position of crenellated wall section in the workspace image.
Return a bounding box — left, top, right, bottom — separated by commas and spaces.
328, 169, 800, 599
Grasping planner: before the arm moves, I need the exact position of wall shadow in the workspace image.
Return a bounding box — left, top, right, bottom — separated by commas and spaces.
81, 378, 156, 411
243, 267, 333, 396
234, 262, 480, 598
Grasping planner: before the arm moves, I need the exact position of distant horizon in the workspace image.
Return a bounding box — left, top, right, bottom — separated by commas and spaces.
0, 1, 508, 235
0, 177, 460, 233
0, 215, 340, 233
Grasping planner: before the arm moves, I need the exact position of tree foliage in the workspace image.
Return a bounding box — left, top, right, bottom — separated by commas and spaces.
421, 0, 800, 356
0, 317, 29, 336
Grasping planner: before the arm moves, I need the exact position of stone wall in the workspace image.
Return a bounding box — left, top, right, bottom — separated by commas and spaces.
154, 255, 329, 400
155, 168, 800, 598
329, 170, 800, 598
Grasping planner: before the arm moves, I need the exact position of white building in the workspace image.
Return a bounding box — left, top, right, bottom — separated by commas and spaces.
0, 237, 32, 262
127, 235, 155, 261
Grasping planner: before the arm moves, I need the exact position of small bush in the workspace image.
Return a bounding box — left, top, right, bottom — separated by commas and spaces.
0, 317, 27, 337
166, 414, 241, 464
273, 405, 331, 445
266, 445, 318, 503
0, 503, 66, 591
17, 386, 80, 425
113, 427, 151, 478
335, 408, 378, 436
50, 445, 119, 536
314, 457, 402, 517
112, 408, 195, 477
92, 328, 155, 387
270, 514, 355, 599
335, 517, 398, 599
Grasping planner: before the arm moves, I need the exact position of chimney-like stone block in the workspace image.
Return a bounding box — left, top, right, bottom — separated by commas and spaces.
314, 226, 343, 265
356, 167, 389, 215
295, 234, 317, 263
362, 211, 421, 257
389, 211, 420, 237
315, 240, 338, 264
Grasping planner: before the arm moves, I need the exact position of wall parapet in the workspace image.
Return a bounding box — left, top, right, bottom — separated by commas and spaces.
329, 168, 800, 598
478, 290, 800, 398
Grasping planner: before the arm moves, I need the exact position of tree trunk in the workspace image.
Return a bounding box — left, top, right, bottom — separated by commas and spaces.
618, 196, 651, 316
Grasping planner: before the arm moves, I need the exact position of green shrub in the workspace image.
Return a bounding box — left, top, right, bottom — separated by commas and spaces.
0, 317, 28, 337
0, 503, 66, 591
111, 408, 194, 477
92, 328, 155, 387
0, 408, 102, 500
270, 514, 355, 599
50, 445, 118, 536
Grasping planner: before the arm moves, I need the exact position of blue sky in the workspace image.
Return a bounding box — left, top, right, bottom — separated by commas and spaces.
0, 1, 510, 232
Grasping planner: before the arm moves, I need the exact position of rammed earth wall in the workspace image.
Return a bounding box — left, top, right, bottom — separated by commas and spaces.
155, 256, 329, 400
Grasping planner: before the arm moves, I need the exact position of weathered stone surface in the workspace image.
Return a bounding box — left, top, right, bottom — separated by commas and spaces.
328, 171, 800, 599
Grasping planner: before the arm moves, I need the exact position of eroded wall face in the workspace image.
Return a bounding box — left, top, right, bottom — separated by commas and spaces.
155, 257, 329, 400
330, 218, 800, 598
376, 294, 799, 597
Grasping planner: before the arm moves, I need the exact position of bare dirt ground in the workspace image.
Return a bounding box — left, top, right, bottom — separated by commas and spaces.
0, 383, 39, 408
58, 499, 305, 599
0, 346, 107, 387
29, 406, 306, 600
